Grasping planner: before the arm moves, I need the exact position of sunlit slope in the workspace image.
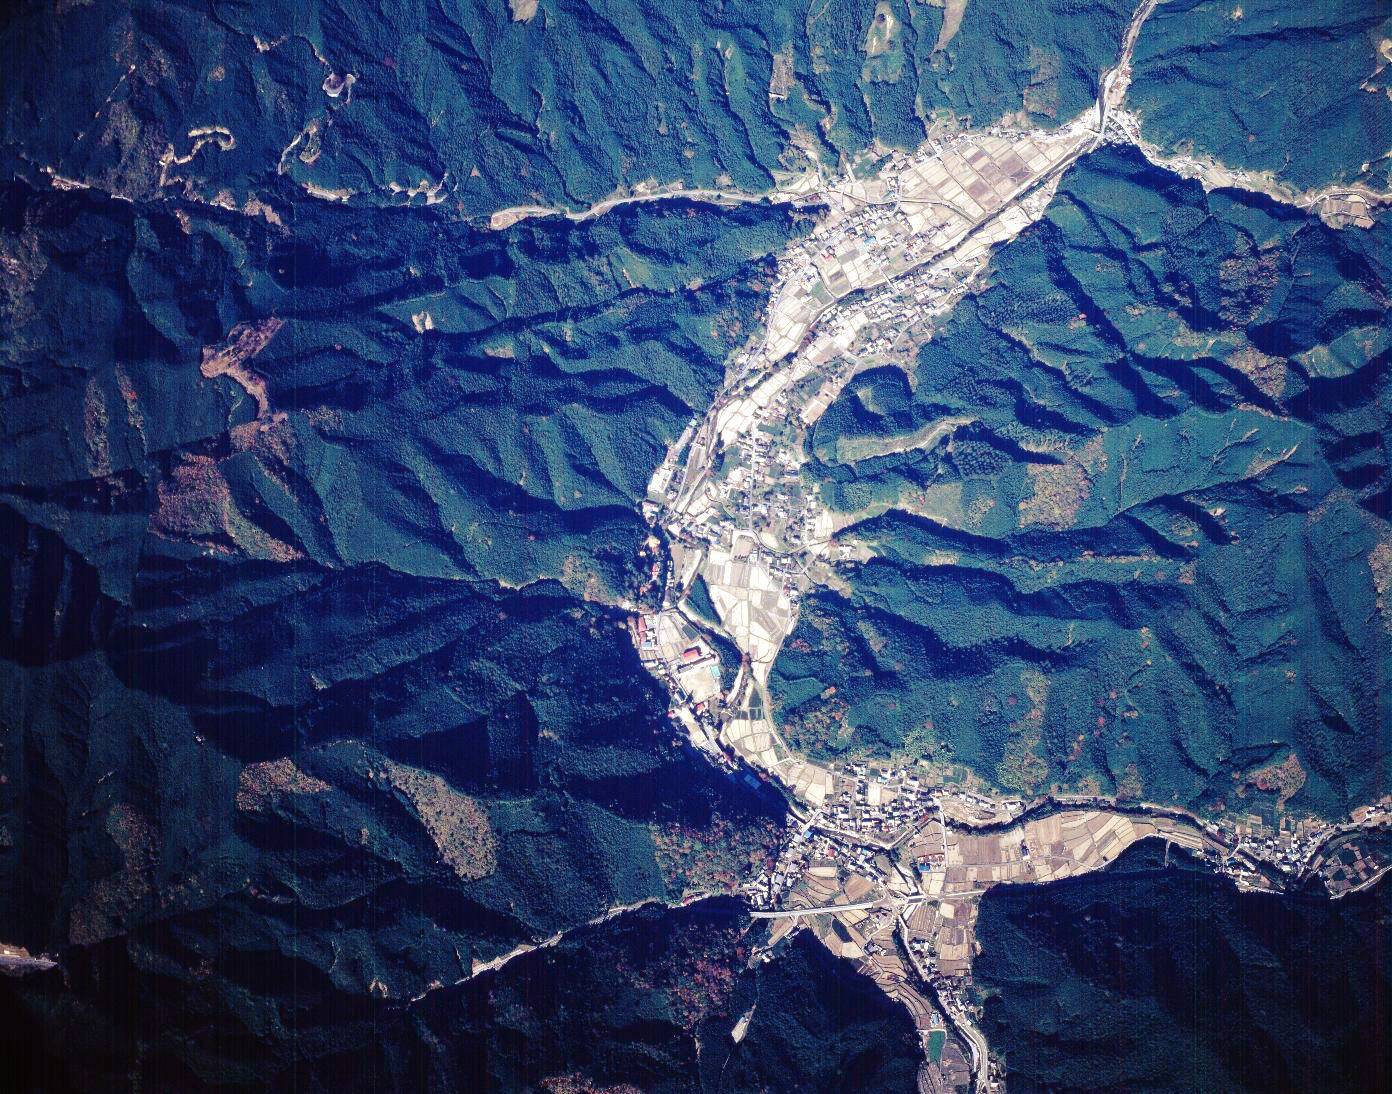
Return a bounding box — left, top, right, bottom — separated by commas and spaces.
2, 0, 1133, 214
1130, 0, 1392, 191
772, 146, 1392, 817
0, 191, 800, 594
0, 174, 795, 1082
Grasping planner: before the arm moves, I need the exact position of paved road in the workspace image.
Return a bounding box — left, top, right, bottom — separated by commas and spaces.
750, 898, 881, 919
